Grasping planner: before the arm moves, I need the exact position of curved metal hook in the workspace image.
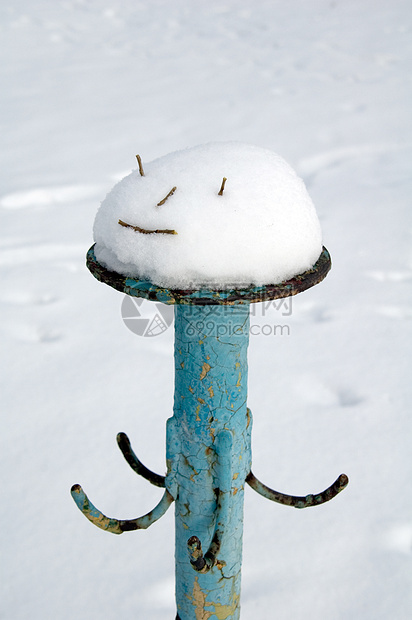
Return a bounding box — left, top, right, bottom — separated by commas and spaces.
117, 432, 166, 488
187, 430, 232, 572
71, 484, 174, 534
246, 471, 348, 509
187, 487, 224, 573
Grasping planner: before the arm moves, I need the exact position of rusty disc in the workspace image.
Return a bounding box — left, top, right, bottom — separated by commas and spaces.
86, 244, 331, 305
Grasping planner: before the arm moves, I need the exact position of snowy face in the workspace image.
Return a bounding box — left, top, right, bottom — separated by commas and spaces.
93, 142, 322, 289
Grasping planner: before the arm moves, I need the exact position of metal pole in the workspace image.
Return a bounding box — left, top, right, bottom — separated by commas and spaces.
71, 244, 348, 619
168, 304, 251, 618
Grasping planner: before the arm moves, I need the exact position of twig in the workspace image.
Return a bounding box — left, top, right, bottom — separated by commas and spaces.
119, 219, 177, 235
135, 154, 145, 177
157, 186, 177, 206
218, 177, 227, 196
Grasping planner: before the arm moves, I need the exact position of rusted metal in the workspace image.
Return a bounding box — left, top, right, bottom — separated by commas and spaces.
71, 243, 348, 619
246, 472, 349, 508
86, 243, 331, 305
117, 432, 166, 488
70, 484, 174, 534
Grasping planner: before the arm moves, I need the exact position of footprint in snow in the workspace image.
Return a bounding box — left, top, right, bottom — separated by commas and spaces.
7, 323, 62, 344
375, 305, 412, 320
364, 271, 411, 319
296, 376, 362, 408
382, 523, 412, 555
0, 291, 58, 306
0, 184, 102, 209
292, 301, 332, 323
365, 270, 412, 283
297, 143, 411, 187
0, 243, 85, 267
336, 388, 364, 408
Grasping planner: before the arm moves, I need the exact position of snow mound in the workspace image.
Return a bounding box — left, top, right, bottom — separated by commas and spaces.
93, 142, 322, 288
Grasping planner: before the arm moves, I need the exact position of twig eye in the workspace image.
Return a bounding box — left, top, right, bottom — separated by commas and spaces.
157, 186, 177, 206
136, 154, 145, 177
218, 177, 227, 196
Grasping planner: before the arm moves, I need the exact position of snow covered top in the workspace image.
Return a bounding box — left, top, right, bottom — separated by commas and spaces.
93, 142, 322, 288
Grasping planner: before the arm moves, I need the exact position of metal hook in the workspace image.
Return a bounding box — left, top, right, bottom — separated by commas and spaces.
187, 429, 232, 572
70, 484, 174, 534
246, 471, 348, 508
117, 432, 166, 488
187, 488, 225, 573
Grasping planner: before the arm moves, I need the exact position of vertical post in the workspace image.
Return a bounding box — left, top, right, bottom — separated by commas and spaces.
73, 246, 346, 619
166, 304, 252, 619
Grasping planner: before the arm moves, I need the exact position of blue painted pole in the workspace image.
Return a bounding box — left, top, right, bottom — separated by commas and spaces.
166, 304, 251, 619
71, 245, 348, 620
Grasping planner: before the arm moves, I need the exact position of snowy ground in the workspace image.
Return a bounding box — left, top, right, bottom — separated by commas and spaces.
1, 1, 411, 618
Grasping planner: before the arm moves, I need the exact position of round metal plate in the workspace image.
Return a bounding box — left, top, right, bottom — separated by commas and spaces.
86, 244, 331, 305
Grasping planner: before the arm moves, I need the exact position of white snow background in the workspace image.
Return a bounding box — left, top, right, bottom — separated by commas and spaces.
1, 1, 411, 618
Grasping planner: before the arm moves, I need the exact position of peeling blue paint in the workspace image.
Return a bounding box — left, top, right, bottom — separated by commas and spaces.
168, 304, 251, 619
70, 244, 348, 620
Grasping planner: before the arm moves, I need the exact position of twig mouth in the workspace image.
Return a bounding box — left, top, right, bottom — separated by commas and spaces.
118, 219, 178, 235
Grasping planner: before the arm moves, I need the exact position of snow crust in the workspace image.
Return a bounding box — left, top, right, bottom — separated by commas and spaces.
93, 143, 322, 288
1, 2, 411, 620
